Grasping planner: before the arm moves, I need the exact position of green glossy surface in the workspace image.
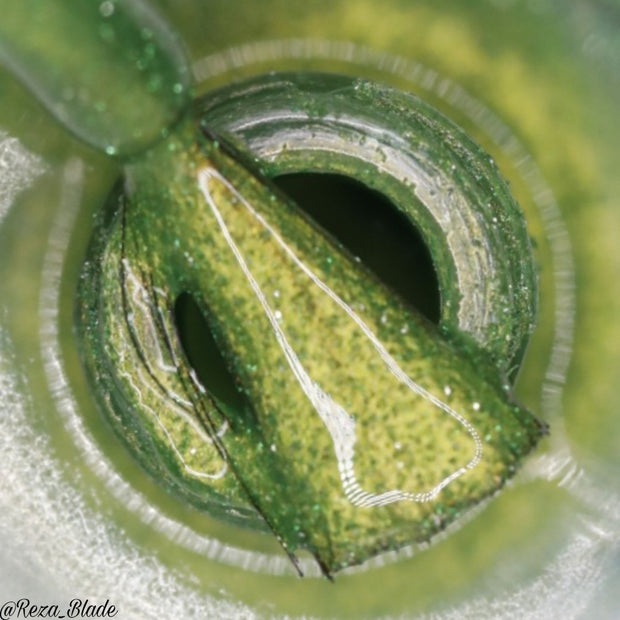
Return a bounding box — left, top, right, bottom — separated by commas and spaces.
0, 0, 543, 577
0, 0, 618, 617
0, 0, 191, 155
77, 96, 543, 574
199, 73, 538, 373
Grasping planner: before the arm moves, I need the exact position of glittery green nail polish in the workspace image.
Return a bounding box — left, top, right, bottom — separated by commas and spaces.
0, 0, 546, 579
77, 81, 545, 576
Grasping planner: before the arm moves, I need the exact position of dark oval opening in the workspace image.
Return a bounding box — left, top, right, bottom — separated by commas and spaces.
173, 292, 247, 416
272, 173, 440, 323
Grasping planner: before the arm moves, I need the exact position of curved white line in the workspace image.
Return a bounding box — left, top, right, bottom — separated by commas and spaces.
198, 166, 482, 507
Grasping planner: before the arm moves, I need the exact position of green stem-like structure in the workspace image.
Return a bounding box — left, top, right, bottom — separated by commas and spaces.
1, 0, 545, 578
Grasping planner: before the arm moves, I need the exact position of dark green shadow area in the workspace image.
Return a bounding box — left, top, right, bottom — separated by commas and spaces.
174, 292, 248, 415
273, 172, 440, 323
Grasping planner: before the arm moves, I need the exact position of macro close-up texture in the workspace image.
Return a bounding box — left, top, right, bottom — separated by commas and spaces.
0, 1, 619, 618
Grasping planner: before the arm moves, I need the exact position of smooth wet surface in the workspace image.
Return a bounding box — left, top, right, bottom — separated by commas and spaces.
0, 1, 619, 617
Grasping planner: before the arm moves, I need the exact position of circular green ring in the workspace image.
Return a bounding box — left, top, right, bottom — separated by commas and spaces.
199, 72, 537, 376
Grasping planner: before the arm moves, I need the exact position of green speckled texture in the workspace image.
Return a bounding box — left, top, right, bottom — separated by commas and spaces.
77, 98, 544, 576
199, 73, 538, 374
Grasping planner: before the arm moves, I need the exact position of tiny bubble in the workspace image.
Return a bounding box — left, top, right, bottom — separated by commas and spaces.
472, 402, 481, 411
143, 43, 155, 59
99, 1, 115, 17
444, 385, 452, 396
62, 87, 75, 101
147, 75, 163, 92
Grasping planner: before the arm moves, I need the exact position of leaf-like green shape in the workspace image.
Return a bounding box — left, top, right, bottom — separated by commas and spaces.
77, 110, 545, 577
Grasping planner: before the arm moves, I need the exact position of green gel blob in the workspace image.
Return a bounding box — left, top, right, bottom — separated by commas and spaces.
0, 0, 191, 156
77, 85, 546, 576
